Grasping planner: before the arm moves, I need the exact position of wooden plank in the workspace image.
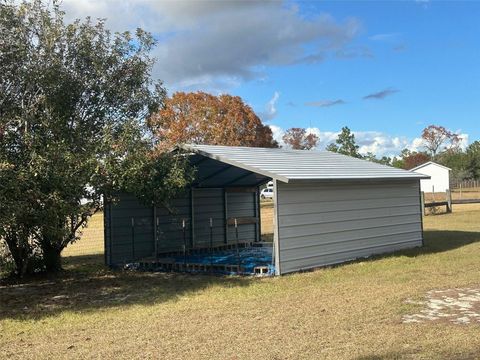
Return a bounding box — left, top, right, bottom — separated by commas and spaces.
452, 199, 480, 204
424, 201, 448, 208
227, 217, 258, 226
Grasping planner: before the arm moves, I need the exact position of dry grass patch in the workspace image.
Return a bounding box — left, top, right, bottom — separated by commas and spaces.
1, 205, 480, 359
61, 213, 104, 257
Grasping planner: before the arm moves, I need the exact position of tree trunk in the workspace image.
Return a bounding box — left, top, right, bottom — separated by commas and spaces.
4, 232, 30, 277
41, 242, 63, 272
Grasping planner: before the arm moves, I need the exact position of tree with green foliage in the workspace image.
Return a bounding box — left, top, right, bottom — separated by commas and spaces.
326, 126, 361, 158
391, 149, 410, 169
363, 152, 392, 166
0, 1, 192, 276
466, 141, 480, 179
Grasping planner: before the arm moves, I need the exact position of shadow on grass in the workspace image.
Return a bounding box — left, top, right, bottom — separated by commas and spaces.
336, 230, 480, 268
407, 229, 480, 257
1, 230, 479, 321
292, 230, 480, 275
0, 253, 254, 321
357, 347, 480, 360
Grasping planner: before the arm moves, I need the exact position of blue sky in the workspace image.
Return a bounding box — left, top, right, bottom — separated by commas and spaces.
62, 0, 480, 156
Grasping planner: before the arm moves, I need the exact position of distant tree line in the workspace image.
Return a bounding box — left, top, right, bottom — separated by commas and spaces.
283, 124, 479, 183
325, 125, 480, 183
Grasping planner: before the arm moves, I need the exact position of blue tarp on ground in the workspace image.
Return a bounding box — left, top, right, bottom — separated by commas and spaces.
172, 246, 274, 275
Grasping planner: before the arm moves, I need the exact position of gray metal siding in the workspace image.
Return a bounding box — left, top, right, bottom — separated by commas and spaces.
276, 180, 423, 274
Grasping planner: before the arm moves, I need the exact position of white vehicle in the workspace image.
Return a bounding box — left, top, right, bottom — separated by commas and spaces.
267, 181, 274, 188
260, 187, 274, 199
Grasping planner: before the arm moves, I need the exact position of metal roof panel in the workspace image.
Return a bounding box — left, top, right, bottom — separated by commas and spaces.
181, 144, 429, 182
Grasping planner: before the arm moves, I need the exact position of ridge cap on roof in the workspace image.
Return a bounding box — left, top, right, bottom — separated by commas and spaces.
410, 161, 451, 172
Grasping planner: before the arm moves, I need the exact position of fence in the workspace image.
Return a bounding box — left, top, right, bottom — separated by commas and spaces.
449, 180, 480, 201
61, 212, 105, 257
451, 179, 480, 190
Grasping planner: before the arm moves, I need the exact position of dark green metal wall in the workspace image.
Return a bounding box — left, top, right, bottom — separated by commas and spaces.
105, 188, 259, 266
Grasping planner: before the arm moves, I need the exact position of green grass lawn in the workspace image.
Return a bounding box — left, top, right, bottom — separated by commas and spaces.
1, 205, 480, 359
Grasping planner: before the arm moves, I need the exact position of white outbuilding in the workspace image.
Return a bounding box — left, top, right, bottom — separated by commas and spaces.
410, 161, 451, 193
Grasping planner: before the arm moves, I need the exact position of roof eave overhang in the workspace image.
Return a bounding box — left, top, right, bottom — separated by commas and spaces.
178, 145, 430, 184
287, 175, 430, 183
180, 144, 290, 183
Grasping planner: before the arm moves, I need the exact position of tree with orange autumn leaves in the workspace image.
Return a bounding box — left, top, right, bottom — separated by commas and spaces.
282, 127, 319, 150
148, 92, 278, 151
421, 125, 461, 159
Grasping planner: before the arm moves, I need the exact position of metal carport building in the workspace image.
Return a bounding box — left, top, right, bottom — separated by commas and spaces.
104, 144, 428, 275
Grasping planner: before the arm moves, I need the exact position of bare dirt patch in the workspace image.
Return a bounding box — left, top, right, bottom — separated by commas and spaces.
403, 287, 480, 325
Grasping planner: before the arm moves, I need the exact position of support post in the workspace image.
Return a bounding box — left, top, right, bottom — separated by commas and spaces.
209, 217, 213, 273
105, 201, 112, 266
273, 179, 281, 275
446, 189, 452, 213
190, 188, 195, 248
235, 218, 240, 271
183, 219, 187, 266
256, 187, 261, 242
223, 188, 228, 244
153, 206, 158, 262
418, 183, 425, 247
131, 217, 135, 260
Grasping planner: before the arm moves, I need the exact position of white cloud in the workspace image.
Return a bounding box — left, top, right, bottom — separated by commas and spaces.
269, 125, 285, 145
369, 33, 401, 42
268, 125, 470, 157
260, 91, 280, 121
458, 133, 469, 149
60, 0, 363, 90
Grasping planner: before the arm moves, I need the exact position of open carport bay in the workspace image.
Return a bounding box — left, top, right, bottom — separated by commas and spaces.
105, 144, 427, 275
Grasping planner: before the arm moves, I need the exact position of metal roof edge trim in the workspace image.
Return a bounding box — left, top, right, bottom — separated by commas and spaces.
180, 144, 290, 183
410, 161, 452, 172
287, 175, 430, 183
